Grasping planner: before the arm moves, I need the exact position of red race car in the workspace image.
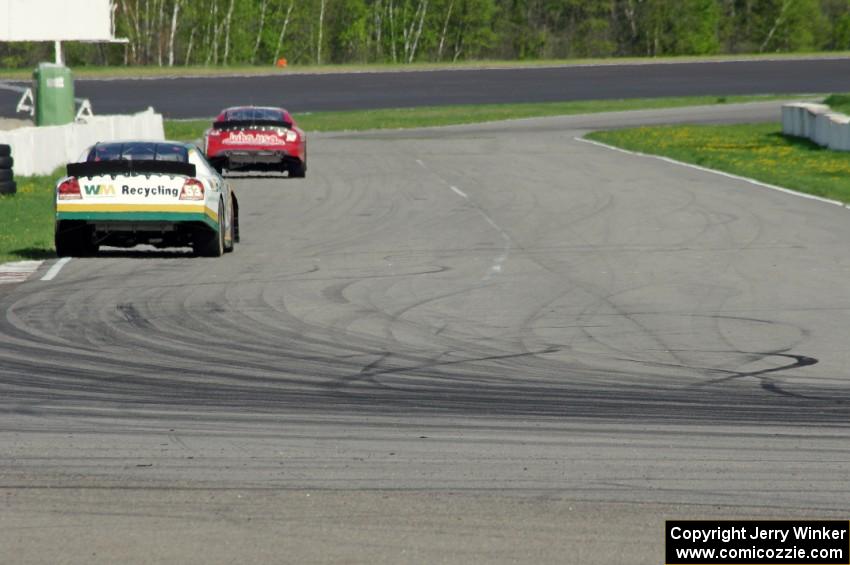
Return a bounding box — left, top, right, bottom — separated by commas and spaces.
204, 106, 307, 177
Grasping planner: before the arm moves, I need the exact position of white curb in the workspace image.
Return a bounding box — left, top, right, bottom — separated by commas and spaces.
0, 260, 44, 285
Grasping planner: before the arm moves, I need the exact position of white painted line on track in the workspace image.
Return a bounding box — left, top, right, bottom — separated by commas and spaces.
0, 260, 43, 285
449, 186, 468, 199
40, 257, 71, 281
575, 136, 850, 209
417, 158, 512, 280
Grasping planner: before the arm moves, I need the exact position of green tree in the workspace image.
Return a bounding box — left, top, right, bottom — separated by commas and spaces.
567, 0, 616, 58
668, 0, 720, 54
753, 0, 826, 52
328, 0, 369, 62
2, 0, 850, 68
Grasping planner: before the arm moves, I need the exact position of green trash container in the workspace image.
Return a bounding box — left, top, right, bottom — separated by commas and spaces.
33, 63, 75, 126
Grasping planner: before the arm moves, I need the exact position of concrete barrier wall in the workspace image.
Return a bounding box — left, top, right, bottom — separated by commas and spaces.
782, 102, 850, 151
0, 107, 164, 176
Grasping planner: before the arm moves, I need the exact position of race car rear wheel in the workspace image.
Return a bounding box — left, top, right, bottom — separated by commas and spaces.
194, 201, 225, 257
55, 233, 76, 258
55, 222, 98, 257
289, 160, 306, 178
224, 197, 235, 253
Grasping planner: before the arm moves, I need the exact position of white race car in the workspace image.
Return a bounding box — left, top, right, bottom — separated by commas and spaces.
54, 141, 239, 257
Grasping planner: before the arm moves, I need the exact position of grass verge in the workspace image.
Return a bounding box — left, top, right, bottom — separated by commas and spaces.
586, 123, 850, 203
2, 52, 849, 80
165, 94, 802, 141
824, 93, 850, 114
0, 170, 59, 264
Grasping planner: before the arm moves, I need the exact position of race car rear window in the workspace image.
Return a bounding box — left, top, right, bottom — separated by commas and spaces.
87, 142, 189, 163
225, 108, 286, 122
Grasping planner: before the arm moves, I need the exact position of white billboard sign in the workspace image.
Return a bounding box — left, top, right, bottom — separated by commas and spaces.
0, 0, 116, 41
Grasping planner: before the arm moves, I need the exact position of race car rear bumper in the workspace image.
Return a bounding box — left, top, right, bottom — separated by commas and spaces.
219, 149, 288, 166
56, 204, 219, 230
209, 148, 305, 172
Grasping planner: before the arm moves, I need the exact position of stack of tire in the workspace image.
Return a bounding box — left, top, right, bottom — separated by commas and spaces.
0, 144, 14, 195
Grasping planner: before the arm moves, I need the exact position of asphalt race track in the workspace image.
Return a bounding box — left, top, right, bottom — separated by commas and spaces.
2, 103, 850, 563
4, 58, 850, 118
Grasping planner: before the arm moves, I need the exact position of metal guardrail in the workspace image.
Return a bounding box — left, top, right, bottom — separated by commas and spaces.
15, 87, 33, 116
1, 80, 94, 122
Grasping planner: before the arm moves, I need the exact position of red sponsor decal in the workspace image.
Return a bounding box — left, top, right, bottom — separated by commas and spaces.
222, 132, 283, 146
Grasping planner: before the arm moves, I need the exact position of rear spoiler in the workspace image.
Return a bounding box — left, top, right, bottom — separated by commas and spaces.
213, 119, 293, 130
67, 160, 196, 178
